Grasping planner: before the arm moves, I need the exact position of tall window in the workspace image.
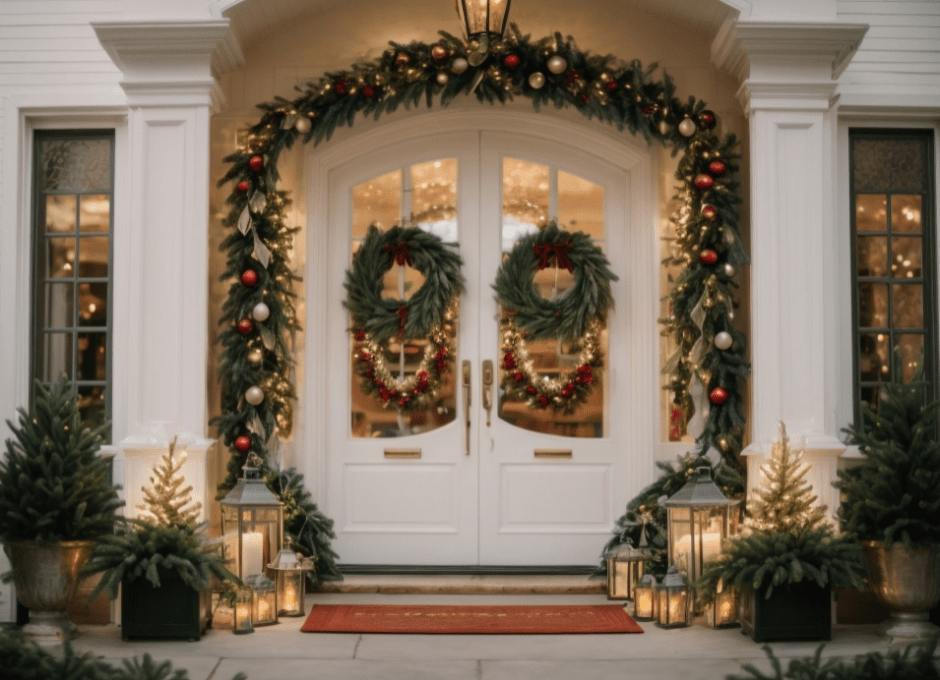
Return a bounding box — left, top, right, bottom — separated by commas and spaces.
31, 131, 114, 431
850, 129, 936, 418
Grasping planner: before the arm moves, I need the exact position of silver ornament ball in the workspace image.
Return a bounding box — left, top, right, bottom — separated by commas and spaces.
294, 116, 311, 134
714, 331, 733, 351
245, 386, 265, 406
724, 263, 736, 277
678, 118, 697, 137
451, 57, 469, 74
252, 301, 270, 322
547, 55, 567, 74
436, 71, 449, 85
528, 72, 546, 89
247, 348, 264, 365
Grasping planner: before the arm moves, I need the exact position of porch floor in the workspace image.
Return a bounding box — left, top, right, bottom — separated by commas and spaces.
68, 578, 913, 680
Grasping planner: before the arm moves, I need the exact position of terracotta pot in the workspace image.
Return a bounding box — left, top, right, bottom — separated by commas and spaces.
861, 541, 940, 638
4, 540, 95, 644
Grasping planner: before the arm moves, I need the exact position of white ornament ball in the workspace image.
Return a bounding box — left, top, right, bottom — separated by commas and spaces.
724, 263, 736, 277
247, 348, 263, 365
678, 118, 697, 137
451, 57, 469, 74
294, 116, 312, 134
714, 331, 733, 350
547, 55, 567, 74
252, 301, 270, 322
436, 71, 449, 85
245, 386, 265, 406
528, 72, 546, 89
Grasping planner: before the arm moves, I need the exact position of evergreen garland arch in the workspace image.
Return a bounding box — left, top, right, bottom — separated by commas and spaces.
215, 26, 751, 578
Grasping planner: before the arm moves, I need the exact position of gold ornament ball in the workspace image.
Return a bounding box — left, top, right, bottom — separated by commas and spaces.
678, 118, 697, 137
724, 263, 736, 277
436, 71, 449, 85
247, 348, 264, 365
395, 52, 410, 66
658, 120, 671, 136
547, 55, 567, 74
451, 57, 469, 74
245, 386, 265, 406
528, 72, 546, 89
431, 45, 448, 61
714, 331, 733, 350
294, 115, 311, 134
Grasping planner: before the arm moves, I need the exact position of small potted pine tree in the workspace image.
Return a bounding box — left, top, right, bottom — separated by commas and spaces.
697, 422, 865, 642
83, 436, 239, 641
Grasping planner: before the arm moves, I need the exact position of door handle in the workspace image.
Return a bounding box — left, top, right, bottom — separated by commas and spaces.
482, 359, 493, 426
462, 359, 471, 456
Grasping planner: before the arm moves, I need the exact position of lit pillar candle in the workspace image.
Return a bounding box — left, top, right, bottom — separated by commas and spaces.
236, 603, 252, 631
243, 532, 264, 577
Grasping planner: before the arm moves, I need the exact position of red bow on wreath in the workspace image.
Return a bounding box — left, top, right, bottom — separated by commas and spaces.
383, 242, 413, 267
533, 242, 573, 273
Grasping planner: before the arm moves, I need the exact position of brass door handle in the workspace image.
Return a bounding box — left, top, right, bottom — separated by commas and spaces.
482, 359, 493, 426
462, 360, 471, 456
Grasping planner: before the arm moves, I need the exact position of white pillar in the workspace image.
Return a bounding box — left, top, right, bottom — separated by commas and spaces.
713, 21, 867, 514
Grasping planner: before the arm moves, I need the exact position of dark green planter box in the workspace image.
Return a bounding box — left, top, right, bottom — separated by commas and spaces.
121, 569, 210, 641
740, 581, 831, 642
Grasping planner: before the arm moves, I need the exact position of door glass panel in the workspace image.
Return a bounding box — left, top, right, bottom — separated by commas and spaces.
855, 195, 886, 232
498, 159, 608, 439
897, 334, 925, 382
857, 283, 888, 328
856, 236, 887, 277
349, 162, 458, 439
859, 333, 889, 382
79, 194, 110, 233
45, 195, 77, 233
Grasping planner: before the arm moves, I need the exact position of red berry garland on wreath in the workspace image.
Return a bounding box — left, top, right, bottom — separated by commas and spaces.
494, 222, 617, 414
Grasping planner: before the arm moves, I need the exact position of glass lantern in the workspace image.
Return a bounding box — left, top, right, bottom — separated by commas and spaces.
662, 467, 739, 583
268, 542, 316, 617
633, 573, 657, 621
247, 573, 278, 626
606, 539, 649, 601
655, 565, 690, 628
455, 0, 511, 41
233, 585, 254, 635
708, 580, 739, 628
220, 454, 284, 581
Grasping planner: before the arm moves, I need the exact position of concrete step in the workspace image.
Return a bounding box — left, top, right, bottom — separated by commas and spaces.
317, 574, 608, 595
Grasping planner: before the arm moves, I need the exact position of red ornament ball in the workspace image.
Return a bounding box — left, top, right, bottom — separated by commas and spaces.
606, 79, 618, 91
514, 372, 524, 382
699, 249, 718, 265
698, 110, 717, 130
237, 318, 254, 335
362, 85, 375, 98
355, 329, 367, 341
708, 160, 728, 176
701, 204, 718, 221
526, 385, 538, 395
694, 173, 715, 190
236, 180, 250, 193
503, 54, 520, 68
431, 45, 449, 61
240, 269, 258, 287
502, 353, 516, 370
538, 395, 551, 407
335, 77, 348, 95
709, 386, 729, 405
234, 435, 251, 452
670, 407, 682, 422
249, 155, 264, 173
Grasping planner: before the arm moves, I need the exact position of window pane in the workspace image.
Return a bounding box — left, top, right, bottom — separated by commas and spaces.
39, 138, 112, 193
859, 333, 890, 382
891, 195, 922, 234
857, 283, 888, 328
892, 284, 923, 328
43, 333, 72, 381
79, 194, 110, 233
45, 195, 76, 233
897, 334, 925, 383
558, 170, 604, 239
855, 194, 887, 232
852, 137, 928, 194
502, 157, 548, 249
46, 237, 75, 279
78, 281, 107, 327
856, 236, 888, 277
78, 236, 109, 277
860, 385, 880, 412
44, 282, 74, 328
352, 170, 401, 239
891, 237, 922, 279
77, 333, 107, 380
411, 159, 457, 241
78, 385, 106, 430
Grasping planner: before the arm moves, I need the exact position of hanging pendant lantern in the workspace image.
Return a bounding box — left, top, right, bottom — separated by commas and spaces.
455, 0, 512, 66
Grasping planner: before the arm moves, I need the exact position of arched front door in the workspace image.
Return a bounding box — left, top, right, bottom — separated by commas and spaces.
311, 110, 656, 567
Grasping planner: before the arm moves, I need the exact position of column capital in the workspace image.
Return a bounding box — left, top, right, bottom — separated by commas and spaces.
712, 20, 868, 113
93, 20, 243, 110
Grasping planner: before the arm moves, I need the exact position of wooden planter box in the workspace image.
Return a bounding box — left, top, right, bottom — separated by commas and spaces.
740, 581, 831, 642
121, 569, 211, 641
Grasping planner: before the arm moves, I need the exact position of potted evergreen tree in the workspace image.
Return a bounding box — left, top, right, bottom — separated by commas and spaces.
698, 422, 865, 642
83, 437, 239, 641
0, 376, 122, 643
839, 359, 940, 638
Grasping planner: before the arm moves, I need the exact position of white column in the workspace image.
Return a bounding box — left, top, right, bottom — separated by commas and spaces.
92, 21, 241, 442
713, 22, 867, 514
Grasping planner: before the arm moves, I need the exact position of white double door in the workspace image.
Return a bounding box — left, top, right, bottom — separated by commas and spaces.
324, 120, 637, 566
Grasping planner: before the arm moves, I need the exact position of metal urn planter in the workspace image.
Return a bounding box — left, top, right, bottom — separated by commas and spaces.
4, 540, 95, 644
862, 541, 940, 638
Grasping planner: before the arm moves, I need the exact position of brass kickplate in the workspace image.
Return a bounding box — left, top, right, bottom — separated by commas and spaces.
534, 449, 573, 459
384, 448, 421, 459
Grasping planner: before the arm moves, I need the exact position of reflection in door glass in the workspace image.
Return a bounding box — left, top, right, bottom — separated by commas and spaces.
349, 161, 459, 439
497, 158, 608, 438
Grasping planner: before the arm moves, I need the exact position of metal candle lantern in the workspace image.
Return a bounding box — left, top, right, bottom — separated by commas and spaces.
455, 0, 511, 65
248, 573, 278, 626
655, 565, 691, 628
634, 573, 657, 620
268, 542, 316, 617
662, 467, 739, 583
606, 534, 650, 601
220, 454, 284, 581
233, 585, 254, 634
708, 581, 739, 628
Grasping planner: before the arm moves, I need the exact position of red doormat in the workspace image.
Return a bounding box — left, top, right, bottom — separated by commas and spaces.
300, 604, 643, 634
